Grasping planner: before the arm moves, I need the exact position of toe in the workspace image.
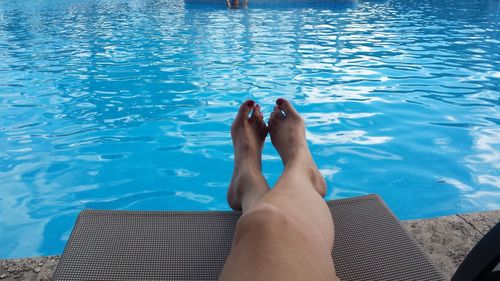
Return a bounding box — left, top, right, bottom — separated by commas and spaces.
257, 108, 264, 121
236, 100, 255, 122
268, 106, 282, 126
273, 105, 284, 120
268, 117, 277, 131
250, 104, 261, 122
258, 122, 268, 139
276, 98, 299, 118
267, 124, 274, 135
253, 104, 261, 116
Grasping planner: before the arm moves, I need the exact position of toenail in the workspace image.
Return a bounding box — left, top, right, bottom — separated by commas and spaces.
247, 100, 255, 107
276, 98, 284, 105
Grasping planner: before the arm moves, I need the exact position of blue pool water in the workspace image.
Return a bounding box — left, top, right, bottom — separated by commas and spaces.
0, 0, 499, 258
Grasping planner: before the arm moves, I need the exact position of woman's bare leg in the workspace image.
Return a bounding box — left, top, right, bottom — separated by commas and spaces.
227, 100, 270, 212
220, 99, 339, 281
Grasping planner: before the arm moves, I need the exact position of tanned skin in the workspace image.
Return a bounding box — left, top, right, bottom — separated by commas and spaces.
219, 99, 340, 281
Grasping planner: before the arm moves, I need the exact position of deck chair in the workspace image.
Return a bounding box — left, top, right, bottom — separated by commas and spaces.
451, 222, 500, 281
52, 194, 495, 280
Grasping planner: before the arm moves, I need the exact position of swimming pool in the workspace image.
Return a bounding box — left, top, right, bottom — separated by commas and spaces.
0, 0, 498, 258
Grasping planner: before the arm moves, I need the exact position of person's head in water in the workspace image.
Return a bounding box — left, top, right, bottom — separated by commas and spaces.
227, 0, 247, 8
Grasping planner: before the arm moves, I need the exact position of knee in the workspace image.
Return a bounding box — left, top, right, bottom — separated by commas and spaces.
234, 203, 291, 238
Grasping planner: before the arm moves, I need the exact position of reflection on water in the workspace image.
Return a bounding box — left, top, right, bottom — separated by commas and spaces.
0, 0, 499, 258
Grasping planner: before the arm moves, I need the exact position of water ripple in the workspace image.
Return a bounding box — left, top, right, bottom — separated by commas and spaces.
0, 0, 499, 258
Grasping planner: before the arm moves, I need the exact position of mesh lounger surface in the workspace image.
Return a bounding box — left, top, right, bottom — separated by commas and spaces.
54, 194, 445, 281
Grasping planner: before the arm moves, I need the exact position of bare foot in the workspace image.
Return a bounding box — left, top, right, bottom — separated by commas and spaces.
227, 100, 269, 210
268, 98, 327, 197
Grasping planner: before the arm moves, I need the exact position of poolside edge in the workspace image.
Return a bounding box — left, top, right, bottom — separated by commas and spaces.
402, 209, 499, 280
1, 209, 498, 281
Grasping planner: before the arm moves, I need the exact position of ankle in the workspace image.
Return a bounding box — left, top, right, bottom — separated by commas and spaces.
283, 146, 311, 166
233, 164, 262, 179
